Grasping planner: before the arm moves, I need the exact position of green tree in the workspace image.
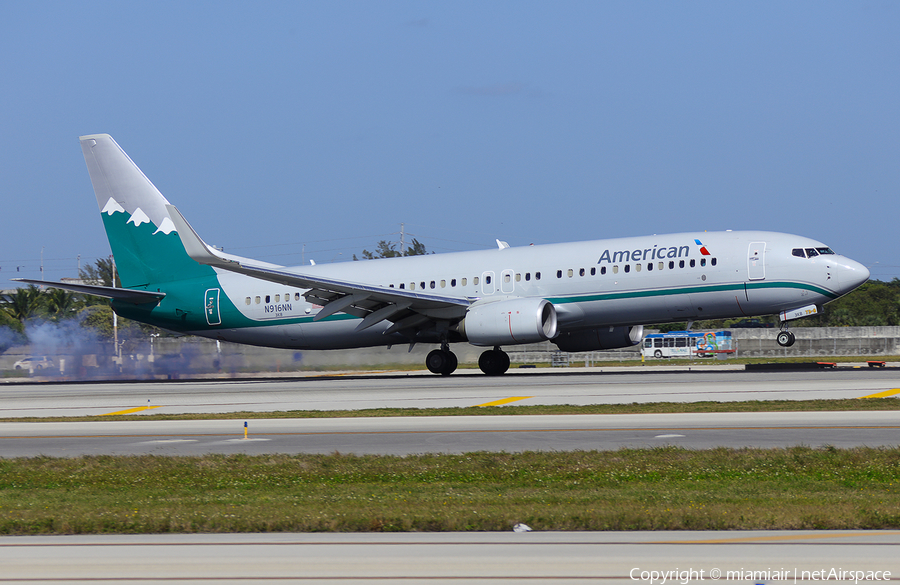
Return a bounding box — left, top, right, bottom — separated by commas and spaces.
355, 238, 429, 260
0, 285, 45, 330
79, 257, 120, 287
46, 288, 81, 321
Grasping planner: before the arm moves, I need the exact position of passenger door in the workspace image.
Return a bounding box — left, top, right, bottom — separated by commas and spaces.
748, 242, 766, 281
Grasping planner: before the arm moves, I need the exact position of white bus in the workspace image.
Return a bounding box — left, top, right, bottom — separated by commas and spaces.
642, 331, 734, 359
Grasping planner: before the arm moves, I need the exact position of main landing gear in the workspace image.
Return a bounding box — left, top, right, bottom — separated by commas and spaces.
426, 344, 458, 376
478, 346, 510, 376
425, 345, 511, 376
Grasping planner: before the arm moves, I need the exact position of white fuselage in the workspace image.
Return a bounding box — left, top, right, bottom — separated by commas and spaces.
200, 230, 868, 350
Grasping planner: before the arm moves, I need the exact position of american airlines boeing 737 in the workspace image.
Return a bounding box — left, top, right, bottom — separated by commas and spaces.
16, 134, 870, 375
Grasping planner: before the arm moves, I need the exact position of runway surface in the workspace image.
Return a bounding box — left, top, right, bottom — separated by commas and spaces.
1, 531, 897, 584
2, 410, 900, 457
3, 370, 899, 582
2, 367, 900, 418
1, 368, 899, 456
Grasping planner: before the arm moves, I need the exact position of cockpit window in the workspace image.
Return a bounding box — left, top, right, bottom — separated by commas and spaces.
793, 246, 836, 259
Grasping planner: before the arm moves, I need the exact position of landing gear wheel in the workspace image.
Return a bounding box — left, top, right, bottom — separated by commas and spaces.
478, 348, 510, 376
444, 351, 458, 376
426, 349, 458, 375
776, 331, 796, 347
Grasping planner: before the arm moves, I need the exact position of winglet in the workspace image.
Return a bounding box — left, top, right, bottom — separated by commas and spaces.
165, 204, 238, 269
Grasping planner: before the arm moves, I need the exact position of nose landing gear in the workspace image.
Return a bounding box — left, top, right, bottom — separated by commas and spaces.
776, 328, 796, 347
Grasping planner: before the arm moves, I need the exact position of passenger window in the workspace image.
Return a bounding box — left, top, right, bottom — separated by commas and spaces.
679, 260, 685, 268
399, 283, 405, 289
579, 268, 585, 276
245, 297, 251, 305
525, 273, 531, 281
295, 293, 301, 301
420, 281, 425, 290
410, 282, 415, 290
265, 295, 270, 303
700, 258, 706, 267
690, 259, 696, 267
255, 296, 261, 304
612, 265, 619, 274
624, 265, 630, 273
557, 270, 562, 278
474, 277, 479, 285
658, 262, 664, 270
429, 281, 435, 289
636, 264, 642, 272
275, 294, 280, 303
601, 266, 606, 275
567, 269, 574, 278
451, 279, 456, 287
504, 274, 511, 283
590, 267, 596, 276
462, 278, 467, 286
535, 272, 541, 280
440, 280, 446, 288
711, 258, 717, 266
669, 261, 675, 269
515, 273, 521, 282
647, 262, 652, 271
485, 275, 491, 284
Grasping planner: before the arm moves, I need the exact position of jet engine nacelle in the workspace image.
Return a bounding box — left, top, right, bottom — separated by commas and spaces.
457, 298, 558, 346
553, 325, 644, 352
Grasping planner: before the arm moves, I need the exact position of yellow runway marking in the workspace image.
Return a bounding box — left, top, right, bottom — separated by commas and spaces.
476, 396, 533, 407
99, 406, 164, 416
858, 388, 900, 399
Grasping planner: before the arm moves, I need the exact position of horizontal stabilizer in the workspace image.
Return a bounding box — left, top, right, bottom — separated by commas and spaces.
11, 279, 165, 304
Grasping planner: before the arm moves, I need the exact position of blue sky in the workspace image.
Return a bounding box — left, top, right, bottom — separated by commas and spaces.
2, 1, 898, 284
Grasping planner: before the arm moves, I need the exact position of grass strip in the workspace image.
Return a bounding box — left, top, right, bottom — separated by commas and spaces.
1, 447, 898, 534
1, 398, 898, 423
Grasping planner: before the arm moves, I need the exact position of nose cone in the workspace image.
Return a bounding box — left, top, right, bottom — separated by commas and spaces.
837, 257, 870, 293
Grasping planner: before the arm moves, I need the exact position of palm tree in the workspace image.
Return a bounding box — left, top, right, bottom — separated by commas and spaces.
0, 285, 44, 326
46, 288, 80, 321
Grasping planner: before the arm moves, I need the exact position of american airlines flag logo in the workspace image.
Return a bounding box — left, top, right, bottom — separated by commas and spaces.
694, 239, 711, 256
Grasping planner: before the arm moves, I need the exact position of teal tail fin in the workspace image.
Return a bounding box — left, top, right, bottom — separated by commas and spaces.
80, 134, 214, 289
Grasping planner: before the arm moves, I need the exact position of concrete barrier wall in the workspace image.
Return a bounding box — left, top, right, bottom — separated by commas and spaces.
728, 327, 900, 358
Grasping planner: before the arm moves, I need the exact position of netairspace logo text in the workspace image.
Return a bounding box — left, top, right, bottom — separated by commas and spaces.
630, 567, 891, 584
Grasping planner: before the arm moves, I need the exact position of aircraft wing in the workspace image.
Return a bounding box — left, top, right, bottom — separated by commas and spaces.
11, 279, 165, 304
166, 205, 470, 333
